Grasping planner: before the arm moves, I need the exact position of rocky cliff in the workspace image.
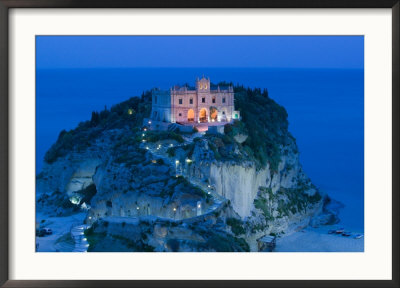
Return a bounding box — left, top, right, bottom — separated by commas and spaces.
36, 86, 336, 251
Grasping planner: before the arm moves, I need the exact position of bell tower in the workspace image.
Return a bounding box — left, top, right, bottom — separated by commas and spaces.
196, 76, 210, 92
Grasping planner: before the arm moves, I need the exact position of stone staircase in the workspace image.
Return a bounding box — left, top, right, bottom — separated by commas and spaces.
71, 224, 90, 252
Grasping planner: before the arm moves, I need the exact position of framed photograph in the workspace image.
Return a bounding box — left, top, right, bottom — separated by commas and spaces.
0, 0, 398, 287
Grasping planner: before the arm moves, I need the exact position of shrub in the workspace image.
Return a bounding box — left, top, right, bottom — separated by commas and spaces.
254, 196, 273, 221
145, 131, 184, 144
226, 217, 246, 236
233, 85, 289, 170
224, 124, 233, 134
44, 92, 152, 164
167, 147, 175, 157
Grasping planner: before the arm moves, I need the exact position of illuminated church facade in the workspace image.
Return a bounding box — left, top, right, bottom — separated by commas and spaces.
150, 77, 240, 124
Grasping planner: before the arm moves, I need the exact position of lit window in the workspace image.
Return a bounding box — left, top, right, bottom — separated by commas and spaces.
190, 98, 193, 104
179, 99, 182, 104
199, 84, 202, 89
202, 98, 205, 103
222, 97, 226, 103
205, 84, 207, 89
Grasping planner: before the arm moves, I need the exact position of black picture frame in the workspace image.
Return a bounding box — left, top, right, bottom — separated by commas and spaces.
0, 1, 399, 287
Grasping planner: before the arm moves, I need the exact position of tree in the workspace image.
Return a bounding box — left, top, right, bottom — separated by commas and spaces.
90, 111, 100, 127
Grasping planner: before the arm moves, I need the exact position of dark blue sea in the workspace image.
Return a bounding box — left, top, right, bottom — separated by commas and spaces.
36, 67, 364, 231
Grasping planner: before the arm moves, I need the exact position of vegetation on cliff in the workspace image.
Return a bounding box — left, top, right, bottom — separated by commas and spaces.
229, 84, 290, 171
44, 91, 152, 163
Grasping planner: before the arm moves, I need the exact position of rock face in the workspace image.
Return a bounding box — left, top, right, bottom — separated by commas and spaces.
176, 133, 324, 240
37, 129, 214, 221
86, 206, 249, 252
37, 126, 325, 240
209, 163, 268, 218
36, 90, 334, 252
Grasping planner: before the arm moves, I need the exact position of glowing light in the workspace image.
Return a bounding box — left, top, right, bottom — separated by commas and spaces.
175, 160, 179, 164
173, 207, 177, 212
83, 238, 87, 241
142, 139, 146, 143
88, 216, 92, 220
197, 204, 201, 208
208, 185, 211, 188
70, 196, 80, 205
137, 207, 140, 210
186, 159, 192, 163
170, 144, 173, 147
144, 128, 147, 131
128, 109, 133, 115
142, 134, 145, 137
148, 121, 152, 124
146, 146, 149, 150
152, 160, 157, 163
207, 192, 211, 195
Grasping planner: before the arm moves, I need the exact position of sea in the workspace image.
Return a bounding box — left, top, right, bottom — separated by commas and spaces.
36, 67, 364, 233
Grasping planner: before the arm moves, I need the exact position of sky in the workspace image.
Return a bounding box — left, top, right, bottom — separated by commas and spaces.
36, 36, 364, 70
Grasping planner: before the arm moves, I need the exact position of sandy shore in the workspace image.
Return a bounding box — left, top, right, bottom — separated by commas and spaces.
275, 225, 364, 252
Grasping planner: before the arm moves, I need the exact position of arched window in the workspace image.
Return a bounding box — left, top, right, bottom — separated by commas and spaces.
210, 107, 218, 121
187, 109, 195, 122
199, 108, 207, 123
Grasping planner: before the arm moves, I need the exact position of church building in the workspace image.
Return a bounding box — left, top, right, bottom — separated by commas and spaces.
150, 77, 240, 125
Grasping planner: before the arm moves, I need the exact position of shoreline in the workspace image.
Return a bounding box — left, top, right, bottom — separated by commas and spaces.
275, 225, 364, 252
